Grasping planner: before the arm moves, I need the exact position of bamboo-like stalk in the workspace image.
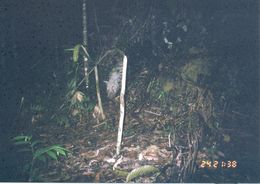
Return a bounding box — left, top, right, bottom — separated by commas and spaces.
82, 0, 89, 89
94, 66, 106, 120
116, 55, 127, 155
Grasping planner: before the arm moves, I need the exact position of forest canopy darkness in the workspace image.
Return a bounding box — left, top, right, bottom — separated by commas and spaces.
0, 0, 259, 182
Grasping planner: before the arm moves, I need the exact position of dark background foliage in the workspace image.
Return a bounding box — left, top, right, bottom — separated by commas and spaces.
0, 0, 259, 181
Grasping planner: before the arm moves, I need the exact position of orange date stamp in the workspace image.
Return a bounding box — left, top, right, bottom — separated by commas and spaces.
199, 160, 237, 169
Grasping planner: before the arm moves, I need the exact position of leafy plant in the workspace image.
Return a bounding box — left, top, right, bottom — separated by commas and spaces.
52, 44, 95, 127
67, 90, 95, 125
12, 135, 69, 181
65, 44, 82, 63
147, 79, 168, 103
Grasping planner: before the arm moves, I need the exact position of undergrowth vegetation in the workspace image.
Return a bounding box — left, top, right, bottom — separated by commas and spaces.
12, 135, 69, 181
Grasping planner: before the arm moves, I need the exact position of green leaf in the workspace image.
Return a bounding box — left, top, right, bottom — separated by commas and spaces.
14, 141, 29, 145
33, 145, 69, 160
56, 146, 69, 152
50, 145, 69, 157
46, 150, 58, 160
73, 44, 81, 63
126, 165, 160, 182
13, 135, 32, 141
55, 148, 67, 157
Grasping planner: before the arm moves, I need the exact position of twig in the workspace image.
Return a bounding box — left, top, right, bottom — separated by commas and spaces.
92, 121, 107, 128
144, 110, 162, 116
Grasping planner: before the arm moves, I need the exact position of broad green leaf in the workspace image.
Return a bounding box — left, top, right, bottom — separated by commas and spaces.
59, 147, 69, 152
73, 44, 81, 63
54, 146, 69, 152
126, 165, 160, 182
13, 135, 27, 140
13, 135, 31, 141
46, 150, 58, 160
55, 148, 67, 156
50, 145, 69, 155
33, 145, 68, 159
